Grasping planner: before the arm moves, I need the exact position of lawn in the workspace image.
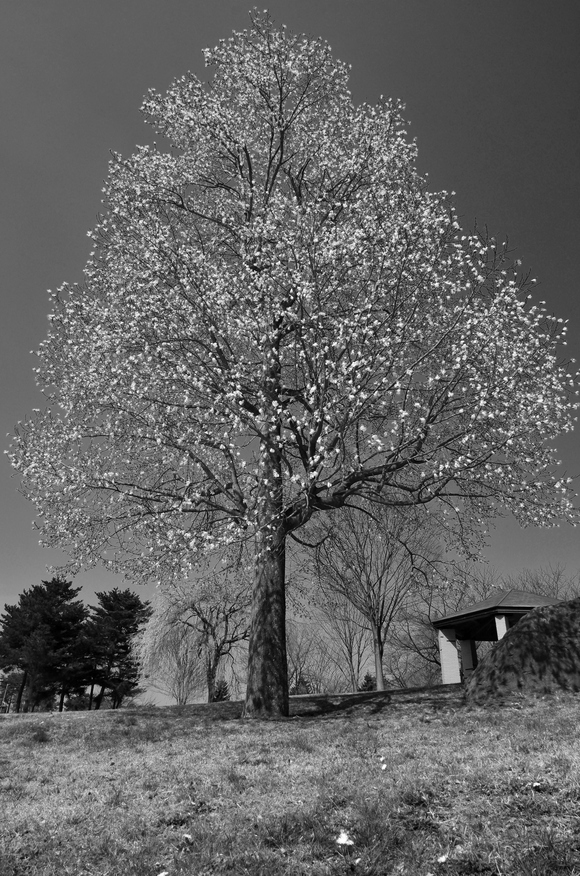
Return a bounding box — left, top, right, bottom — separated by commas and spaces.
1, 687, 579, 875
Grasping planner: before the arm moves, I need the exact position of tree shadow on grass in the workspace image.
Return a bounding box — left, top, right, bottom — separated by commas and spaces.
288, 684, 464, 719
156, 684, 464, 723
289, 691, 393, 718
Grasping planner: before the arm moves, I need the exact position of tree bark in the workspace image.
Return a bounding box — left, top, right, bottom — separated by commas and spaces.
206, 652, 218, 703
243, 435, 289, 718
373, 624, 386, 691
345, 641, 358, 692
15, 670, 27, 713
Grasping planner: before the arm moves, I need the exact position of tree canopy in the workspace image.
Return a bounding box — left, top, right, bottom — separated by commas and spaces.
11, 13, 578, 717
85, 588, 152, 709
0, 581, 150, 712
0, 577, 87, 711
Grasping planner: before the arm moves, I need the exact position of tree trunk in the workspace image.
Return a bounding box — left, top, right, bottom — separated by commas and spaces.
346, 643, 358, 692
206, 652, 218, 703
373, 624, 386, 691
243, 434, 288, 718
1, 685, 11, 713
88, 682, 94, 710
15, 670, 27, 713
59, 688, 65, 712
244, 530, 288, 716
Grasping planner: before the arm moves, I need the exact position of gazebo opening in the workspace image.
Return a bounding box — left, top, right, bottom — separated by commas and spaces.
432, 589, 560, 684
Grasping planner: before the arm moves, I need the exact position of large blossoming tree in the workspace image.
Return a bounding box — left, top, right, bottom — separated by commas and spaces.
11, 14, 577, 718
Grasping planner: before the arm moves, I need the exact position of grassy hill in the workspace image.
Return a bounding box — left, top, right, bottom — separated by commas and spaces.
1, 688, 579, 875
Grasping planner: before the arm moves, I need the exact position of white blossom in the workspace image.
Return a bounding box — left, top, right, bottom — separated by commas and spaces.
8, 13, 578, 714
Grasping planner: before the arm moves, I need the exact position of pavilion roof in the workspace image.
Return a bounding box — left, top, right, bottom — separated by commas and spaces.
432, 589, 560, 628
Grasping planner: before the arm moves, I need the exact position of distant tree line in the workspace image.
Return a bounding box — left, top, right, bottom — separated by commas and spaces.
285, 549, 580, 696
134, 508, 580, 706
5, 542, 576, 713
0, 577, 151, 713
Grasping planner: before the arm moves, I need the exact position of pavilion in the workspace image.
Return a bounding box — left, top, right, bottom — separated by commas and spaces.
432, 589, 561, 684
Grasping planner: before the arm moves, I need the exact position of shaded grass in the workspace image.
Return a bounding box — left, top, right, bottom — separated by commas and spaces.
1, 691, 580, 874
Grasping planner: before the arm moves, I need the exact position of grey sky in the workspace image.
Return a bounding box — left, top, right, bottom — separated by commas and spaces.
1, 1, 579, 608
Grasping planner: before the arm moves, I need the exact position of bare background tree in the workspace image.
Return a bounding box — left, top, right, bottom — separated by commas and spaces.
285, 619, 342, 694
138, 547, 251, 703
135, 598, 205, 706
311, 593, 373, 692
384, 561, 580, 687
309, 506, 443, 690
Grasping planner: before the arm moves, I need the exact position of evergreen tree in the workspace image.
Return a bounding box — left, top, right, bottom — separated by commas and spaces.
213, 678, 231, 702
0, 670, 22, 713
86, 589, 151, 709
358, 673, 376, 692
0, 577, 87, 711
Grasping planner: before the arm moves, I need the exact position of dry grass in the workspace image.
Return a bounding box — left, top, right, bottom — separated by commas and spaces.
1, 688, 580, 875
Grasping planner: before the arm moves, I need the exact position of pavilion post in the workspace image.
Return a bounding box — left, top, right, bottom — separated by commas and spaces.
459, 638, 478, 677
437, 628, 461, 684
495, 614, 508, 640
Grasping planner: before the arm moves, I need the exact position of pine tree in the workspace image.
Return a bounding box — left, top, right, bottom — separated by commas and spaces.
0, 577, 87, 711
86, 589, 151, 709
358, 673, 376, 692
213, 678, 231, 702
